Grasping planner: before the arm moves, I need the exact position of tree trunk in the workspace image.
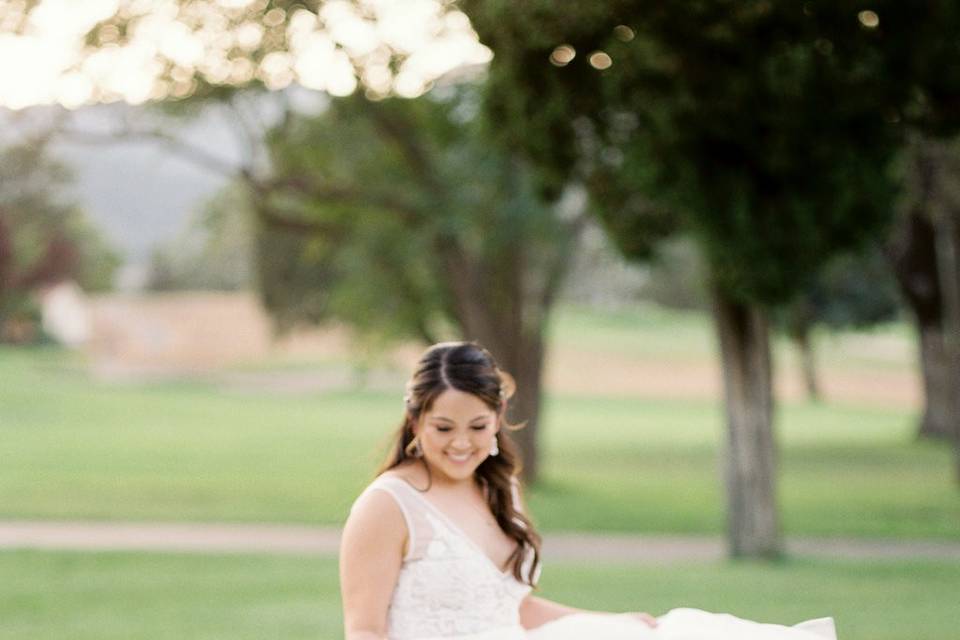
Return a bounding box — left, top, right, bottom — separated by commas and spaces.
787, 298, 820, 402
440, 200, 585, 485
498, 333, 544, 483
884, 203, 957, 440
916, 320, 955, 440
931, 208, 960, 484
446, 316, 544, 483
711, 285, 782, 558
439, 246, 549, 482
795, 329, 820, 403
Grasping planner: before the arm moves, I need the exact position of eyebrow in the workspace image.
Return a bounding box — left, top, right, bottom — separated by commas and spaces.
431, 415, 490, 423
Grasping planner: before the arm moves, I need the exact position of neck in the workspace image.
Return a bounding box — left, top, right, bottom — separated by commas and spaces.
420, 460, 481, 492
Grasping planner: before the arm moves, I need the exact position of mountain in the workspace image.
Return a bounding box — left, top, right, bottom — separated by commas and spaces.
52, 103, 240, 266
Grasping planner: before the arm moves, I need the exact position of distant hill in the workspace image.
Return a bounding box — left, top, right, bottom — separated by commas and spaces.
51, 103, 239, 266
0, 101, 246, 271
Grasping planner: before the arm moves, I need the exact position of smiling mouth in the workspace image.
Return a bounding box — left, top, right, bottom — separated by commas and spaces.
445, 451, 474, 463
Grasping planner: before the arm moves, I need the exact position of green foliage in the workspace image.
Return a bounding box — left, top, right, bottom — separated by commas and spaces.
147, 185, 254, 291
462, 1, 956, 305
776, 245, 902, 333
637, 236, 710, 311
0, 143, 120, 342
254, 86, 569, 341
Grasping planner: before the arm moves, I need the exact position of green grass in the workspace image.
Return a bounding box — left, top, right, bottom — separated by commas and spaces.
2, 331, 958, 538
2, 307, 957, 638
0, 550, 338, 640
1, 549, 956, 640
547, 302, 915, 371
534, 396, 959, 537
539, 557, 960, 640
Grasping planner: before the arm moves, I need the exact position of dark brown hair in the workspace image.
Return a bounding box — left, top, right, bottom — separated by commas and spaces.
378, 341, 542, 586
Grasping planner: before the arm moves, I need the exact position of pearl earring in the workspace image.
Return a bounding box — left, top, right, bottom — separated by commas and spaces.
489, 436, 499, 457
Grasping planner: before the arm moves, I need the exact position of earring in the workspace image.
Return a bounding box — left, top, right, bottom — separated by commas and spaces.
489, 435, 499, 457
405, 436, 423, 458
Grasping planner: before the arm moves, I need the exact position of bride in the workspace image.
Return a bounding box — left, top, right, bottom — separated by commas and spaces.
339, 342, 837, 640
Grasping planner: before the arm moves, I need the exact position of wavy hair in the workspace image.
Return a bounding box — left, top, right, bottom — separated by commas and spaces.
378, 341, 542, 586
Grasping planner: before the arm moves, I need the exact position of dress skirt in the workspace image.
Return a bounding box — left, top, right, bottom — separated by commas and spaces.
413, 609, 836, 640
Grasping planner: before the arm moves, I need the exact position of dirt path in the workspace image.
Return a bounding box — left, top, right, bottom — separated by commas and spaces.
2, 521, 958, 562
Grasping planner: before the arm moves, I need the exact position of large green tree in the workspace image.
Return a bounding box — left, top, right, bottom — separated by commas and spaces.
65, 82, 583, 481
461, 0, 927, 556
39, 0, 578, 480
876, 1, 960, 476
250, 89, 584, 480
778, 245, 901, 402
885, 138, 960, 442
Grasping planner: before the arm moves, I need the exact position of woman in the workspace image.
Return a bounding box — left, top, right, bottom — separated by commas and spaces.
339, 342, 836, 640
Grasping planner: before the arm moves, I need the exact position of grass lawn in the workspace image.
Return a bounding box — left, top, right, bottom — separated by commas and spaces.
1, 549, 955, 640
548, 303, 913, 371
1, 305, 957, 538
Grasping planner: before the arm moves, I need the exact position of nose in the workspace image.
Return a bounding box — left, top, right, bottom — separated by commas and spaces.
451, 433, 471, 449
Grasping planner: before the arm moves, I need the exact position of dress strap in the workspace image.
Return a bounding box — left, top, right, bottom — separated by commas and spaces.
356, 475, 435, 561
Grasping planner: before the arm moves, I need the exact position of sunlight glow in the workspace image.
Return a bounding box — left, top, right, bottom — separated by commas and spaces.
0, 0, 493, 109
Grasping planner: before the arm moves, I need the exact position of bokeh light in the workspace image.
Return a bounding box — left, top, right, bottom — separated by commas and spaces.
858, 10, 880, 29
549, 44, 576, 67
613, 25, 634, 42
0, 0, 493, 108
588, 51, 612, 70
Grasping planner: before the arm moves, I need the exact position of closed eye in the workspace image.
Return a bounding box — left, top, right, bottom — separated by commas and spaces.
434, 425, 489, 432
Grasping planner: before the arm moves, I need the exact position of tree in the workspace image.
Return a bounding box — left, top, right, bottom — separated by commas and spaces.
0, 140, 120, 343
778, 245, 901, 402
876, 1, 960, 477
887, 138, 960, 443
460, 0, 921, 557
79, 82, 584, 481
8, 0, 489, 107
248, 88, 585, 480
146, 185, 255, 292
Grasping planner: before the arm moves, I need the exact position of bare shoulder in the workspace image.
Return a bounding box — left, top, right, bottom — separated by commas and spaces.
342, 483, 407, 556
349, 480, 403, 525
378, 461, 430, 490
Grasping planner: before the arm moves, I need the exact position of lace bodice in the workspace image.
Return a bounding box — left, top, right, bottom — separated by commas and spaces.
349, 476, 837, 640
353, 475, 534, 640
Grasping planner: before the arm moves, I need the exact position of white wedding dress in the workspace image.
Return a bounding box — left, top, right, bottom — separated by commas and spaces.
356, 476, 837, 640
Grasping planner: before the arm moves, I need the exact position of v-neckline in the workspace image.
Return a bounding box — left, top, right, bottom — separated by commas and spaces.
387, 475, 515, 579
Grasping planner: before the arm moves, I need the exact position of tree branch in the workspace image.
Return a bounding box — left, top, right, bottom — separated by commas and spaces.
56, 126, 242, 179
262, 176, 423, 223
252, 202, 344, 237
354, 98, 448, 210
224, 95, 267, 177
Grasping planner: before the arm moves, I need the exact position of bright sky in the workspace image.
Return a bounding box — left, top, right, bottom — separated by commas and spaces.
0, 0, 493, 110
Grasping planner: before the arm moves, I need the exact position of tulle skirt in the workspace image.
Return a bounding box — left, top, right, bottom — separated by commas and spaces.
529, 609, 836, 640
416, 609, 836, 640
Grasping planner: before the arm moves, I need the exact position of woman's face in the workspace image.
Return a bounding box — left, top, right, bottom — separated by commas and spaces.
414, 388, 500, 484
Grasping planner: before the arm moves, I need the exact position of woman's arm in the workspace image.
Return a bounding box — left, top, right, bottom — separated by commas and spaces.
519, 594, 586, 629
339, 489, 408, 640
520, 594, 658, 631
